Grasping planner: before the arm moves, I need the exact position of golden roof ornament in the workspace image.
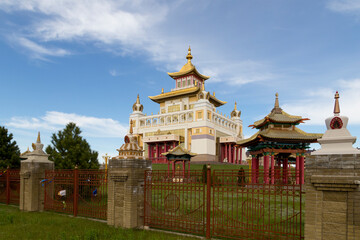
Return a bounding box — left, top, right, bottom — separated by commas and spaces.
334, 91, 340, 115
235, 101, 237, 110
132, 94, 144, 112
161, 88, 164, 94
129, 120, 133, 134
272, 92, 282, 114
186, 46, 193, 62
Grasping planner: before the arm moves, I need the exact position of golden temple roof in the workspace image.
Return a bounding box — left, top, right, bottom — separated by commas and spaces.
167, 47, 210, 80
149, 86, 226, 107
149, 86, 199, 103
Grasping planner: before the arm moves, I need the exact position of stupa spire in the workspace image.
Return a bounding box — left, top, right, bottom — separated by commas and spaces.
37, 132, 41, 143
334, 91, 340, 115
234, 101, 237, 110
136, 94, 140, 104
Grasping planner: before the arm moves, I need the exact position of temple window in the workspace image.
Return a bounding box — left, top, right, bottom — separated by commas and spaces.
197, 111, 203, 119
182, 79, 186, 87
187, 79, 191, 86
168, 105, 180, 113
177, 80, 181, 88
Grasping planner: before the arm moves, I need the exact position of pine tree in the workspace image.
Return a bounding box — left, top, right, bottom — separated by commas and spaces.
46, 122, 99, 169
0, 126, 20, 169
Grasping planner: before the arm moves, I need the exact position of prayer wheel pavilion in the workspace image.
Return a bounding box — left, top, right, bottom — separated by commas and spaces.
237, 93, 322, 184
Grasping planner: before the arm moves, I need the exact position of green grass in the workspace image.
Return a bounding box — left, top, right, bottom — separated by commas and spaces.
0, 204, 198, 240
152, 163, 250, 171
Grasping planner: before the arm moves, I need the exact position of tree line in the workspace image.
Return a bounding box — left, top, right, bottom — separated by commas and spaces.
0, 123, 99, 169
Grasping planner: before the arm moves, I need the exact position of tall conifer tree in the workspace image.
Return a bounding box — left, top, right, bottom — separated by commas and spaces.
46, 123, 99, 169
0, 126, 20, 169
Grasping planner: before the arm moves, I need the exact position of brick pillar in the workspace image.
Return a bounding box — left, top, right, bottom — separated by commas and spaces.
107, 158, 151, 228
20, 133, 54, 212
305, 154, 360, 240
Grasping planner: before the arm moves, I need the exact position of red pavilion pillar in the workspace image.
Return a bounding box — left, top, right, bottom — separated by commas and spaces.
295, 154, 300, 184
251, 155, 256, 184
156, 143, 159, 163
264, 154, 270, 184
182, 161, 185, 179
283, 158, 288, 184
300, 154, 305, 185
271, 154, 275, 184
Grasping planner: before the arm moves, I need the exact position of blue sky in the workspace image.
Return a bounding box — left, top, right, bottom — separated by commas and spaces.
1, 0, 360, 162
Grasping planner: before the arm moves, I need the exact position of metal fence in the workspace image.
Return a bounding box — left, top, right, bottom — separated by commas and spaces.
0, 169, 20, 205
43, 169, 107, 220
144, 168, 303, 239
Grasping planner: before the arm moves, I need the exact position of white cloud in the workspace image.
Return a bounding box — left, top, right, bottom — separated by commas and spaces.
7, 111, 128, 138
0, 0, 276, 86
282, 78, 360, 125
327, 0, 360, 13
11, 36, 70, 60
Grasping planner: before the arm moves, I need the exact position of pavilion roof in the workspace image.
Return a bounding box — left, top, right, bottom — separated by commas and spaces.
237, 127, 322, 147
162, 145, 197, 157
250, 93, 308, 129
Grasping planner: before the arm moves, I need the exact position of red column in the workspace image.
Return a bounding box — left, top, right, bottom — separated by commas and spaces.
271, 155, 275, 184
188, 161, 190, 178
236, 147, 239, 164
240, 148, 243, 164
228, 144, 232, 164
224, 144, 228, 162
264, 154, 269, 184
300, 155, 305, 185
296, 154, 300, 184
167, 161, 170, 177
283, 158, 288, 184
156, 143, 159, 163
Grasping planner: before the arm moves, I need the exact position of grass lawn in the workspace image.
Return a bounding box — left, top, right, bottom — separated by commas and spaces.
0, 204, 198, 240
152, 163, 250, 171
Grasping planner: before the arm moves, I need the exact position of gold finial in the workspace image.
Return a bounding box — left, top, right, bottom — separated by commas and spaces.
186, 46, 193, 62
129, 120, 133, 134
136, 94, 140, 104
201, 82, 205, 91
37, 132, 41, 143
334, 91, 340, 115
213, 92, 215, 97
161, 88, 164, 94
274, 93, 279, 108
234, 101, 237, 110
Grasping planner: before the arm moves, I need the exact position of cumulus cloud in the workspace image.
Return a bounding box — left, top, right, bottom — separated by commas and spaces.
282, 78, 360, 125
7, 111, 128, 138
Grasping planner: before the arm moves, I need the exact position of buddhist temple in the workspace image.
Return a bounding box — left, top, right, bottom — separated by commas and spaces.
129, 47, 245, 163
237, 93, 322, 184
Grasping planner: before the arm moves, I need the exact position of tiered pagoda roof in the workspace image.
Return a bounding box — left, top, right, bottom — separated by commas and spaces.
237, 93, 322, 149
149, 47, 226, 107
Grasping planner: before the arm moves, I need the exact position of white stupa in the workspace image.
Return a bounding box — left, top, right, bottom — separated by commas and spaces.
312, 91, 360, 155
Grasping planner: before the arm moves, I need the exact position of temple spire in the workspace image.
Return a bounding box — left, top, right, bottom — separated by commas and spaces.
186, 46, 193, 63
334, 91, 340, 115
234, 101, 237, 110
129, 120, 133, 134
271, 92, 282, 114
136, 94, 140, 104
37, 132, 41, 143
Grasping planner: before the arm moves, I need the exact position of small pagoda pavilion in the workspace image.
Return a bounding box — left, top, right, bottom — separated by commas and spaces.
162, 145, 196, 180
237, 93, 322, 184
